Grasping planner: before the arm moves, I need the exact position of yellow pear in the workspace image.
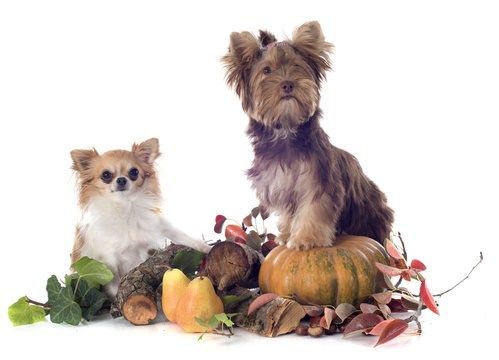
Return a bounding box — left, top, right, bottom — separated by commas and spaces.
175, 276, 224, 333
162, 268, 190, 323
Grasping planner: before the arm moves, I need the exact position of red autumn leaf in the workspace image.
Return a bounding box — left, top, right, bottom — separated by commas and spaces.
420, 280, 440, 315
343, 313, 384, 336
266, 233, 276, 241
371, 292, 392, 305
374, 319, 409, 347
334, 303, 358, 323
225, 224, 247, 240
390, 257, 408, 270
251, 206, 260, 218
376, 272, 396, 290
215, 214, 226, 223
242, 213, 253, 228
400, 270, 411, 282
303, 305, 324, 317
261, 240, 279, 257
360, 303, 379, 314
387, 298, 407, 313
214, 216, 226, 233
375, 262, 405, 277
247, 293, 279, 315
410, 259, 427, 271
407, 269, 418, 279
320, 307, 335, 330
385, 240, 404, 260
378, 303, 391, 317
367, 319, 392, 336
400, 294, 425, 311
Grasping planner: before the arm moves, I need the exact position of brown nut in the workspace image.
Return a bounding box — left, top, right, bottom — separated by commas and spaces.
295, 324, 309, 336
325, 323, 337, 335
338, 319, 351, 333
308, 326, 325, 337
309, 316, 321, 328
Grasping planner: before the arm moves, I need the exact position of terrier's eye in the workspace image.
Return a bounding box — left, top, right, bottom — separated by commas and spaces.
263, 66, 272, 75
101, 171, 113, 183
129, 168, 139, 181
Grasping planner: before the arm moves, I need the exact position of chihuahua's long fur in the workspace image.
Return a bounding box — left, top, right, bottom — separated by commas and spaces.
222, 21, 394, 250
70, 138, 210, 299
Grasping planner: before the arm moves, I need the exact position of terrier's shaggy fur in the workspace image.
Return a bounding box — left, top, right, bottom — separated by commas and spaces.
222, 21, 394, 250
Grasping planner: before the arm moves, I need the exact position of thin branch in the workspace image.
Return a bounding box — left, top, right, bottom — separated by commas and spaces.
433, 252, 483, 297
26, 297, 51, 310
403, 296, 423, 335
397, 232, 408, 262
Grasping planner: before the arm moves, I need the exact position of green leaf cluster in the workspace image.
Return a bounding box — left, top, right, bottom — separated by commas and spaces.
194, 312, 240, 340
8, 296, 46, 327
171, 249, 205, 278
8, 256, 113, 327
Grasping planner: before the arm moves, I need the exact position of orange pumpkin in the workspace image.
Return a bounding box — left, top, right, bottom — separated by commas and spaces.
258, 235, 390, 306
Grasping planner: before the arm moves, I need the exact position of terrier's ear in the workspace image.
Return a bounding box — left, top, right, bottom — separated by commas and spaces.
291, 21, 334, 84
258, 30, 277, 48
222, 31, 261, 97
71, 148, 99, 173
132, 138, 160, 165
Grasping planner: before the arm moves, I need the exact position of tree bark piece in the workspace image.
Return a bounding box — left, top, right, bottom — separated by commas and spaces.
110, 244, 186, 325
205, 241, 264, 291
221, 287, 306, 337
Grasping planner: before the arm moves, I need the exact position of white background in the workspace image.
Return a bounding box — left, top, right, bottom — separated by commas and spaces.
1, 0, 497, 358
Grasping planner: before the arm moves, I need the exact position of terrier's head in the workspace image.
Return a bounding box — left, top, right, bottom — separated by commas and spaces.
222, 21, 333, 130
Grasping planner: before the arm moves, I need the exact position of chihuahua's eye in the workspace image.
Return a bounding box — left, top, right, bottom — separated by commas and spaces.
129, 168, 139, 181
101, 171, 113, 184
263, 66, 272, 75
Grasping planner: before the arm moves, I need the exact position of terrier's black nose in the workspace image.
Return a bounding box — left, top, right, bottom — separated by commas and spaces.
281, 81, 294, 94
116, 177, 127, 188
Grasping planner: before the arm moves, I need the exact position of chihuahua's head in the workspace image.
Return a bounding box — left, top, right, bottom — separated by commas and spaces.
71, 138, 161, 207
222, 21, 333, 130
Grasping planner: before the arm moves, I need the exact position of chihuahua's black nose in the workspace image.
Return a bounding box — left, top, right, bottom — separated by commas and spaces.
116, 177, 127, 190
281, 81, 294, 94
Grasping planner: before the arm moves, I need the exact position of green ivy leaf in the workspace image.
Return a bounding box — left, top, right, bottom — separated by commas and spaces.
171, 249, 205, 278
221, 294, 252, 306
214, 313, 235, 327
74, 278, 108, 320
71, 256, 114, 289
8, 296, 46, 327
64, 273, 79, 287
46, 275, 61, 305
50, 286, 82, 325
194, 317, 210, 328
206, 315, 222, 329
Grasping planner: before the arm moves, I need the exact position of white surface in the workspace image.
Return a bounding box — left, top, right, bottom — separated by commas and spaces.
1, 1, 496, 358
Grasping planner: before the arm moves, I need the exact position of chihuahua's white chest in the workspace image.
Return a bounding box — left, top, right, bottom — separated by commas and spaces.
77, 194, 166, 279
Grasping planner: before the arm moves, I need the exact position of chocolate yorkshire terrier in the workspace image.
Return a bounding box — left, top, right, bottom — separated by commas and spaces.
222, 21, 394, 250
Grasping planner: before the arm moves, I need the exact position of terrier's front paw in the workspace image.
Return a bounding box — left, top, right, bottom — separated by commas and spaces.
276, 232, 290, 246
286, 234, 332, 251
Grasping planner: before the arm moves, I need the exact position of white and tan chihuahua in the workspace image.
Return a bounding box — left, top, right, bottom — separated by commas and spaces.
70, 138, 210, 299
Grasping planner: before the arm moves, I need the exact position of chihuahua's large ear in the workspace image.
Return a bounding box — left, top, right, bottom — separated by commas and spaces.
290, 21, 334, 84
71, 148, 99, 173
221, 31, 261, 104
132, 138, 160, 165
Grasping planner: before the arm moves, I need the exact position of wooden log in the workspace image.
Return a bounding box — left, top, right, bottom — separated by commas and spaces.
205, 241, 264, 291
221, 287, 306, 337
110, 244, 186, 325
